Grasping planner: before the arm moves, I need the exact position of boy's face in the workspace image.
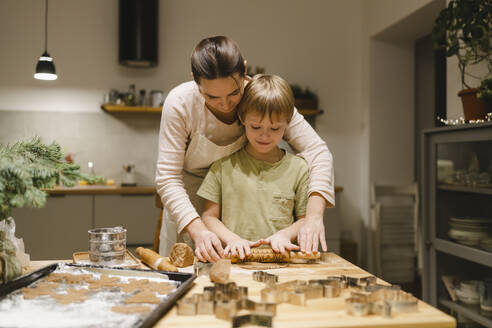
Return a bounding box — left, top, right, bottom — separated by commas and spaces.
242, 111, 288, 155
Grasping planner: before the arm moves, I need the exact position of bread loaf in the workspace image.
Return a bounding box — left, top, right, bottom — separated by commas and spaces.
169, 243, 195, 267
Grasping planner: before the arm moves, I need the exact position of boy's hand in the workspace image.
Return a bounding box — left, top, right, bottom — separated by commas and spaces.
265, 230, 300, 254
223, 238, 262, 260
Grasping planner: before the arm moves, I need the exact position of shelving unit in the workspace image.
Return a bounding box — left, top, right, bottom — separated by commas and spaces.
438, 184, 492, 195
422, 122, 492, 327
440, 299, 492, 327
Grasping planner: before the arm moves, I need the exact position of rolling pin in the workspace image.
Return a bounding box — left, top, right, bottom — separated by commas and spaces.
136, 247, 178, 272
229, 248, 320, 263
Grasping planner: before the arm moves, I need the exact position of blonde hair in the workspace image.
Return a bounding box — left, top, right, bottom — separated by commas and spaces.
237, 74, 294, 123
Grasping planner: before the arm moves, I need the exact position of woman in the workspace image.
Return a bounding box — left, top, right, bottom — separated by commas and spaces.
156, 36, 334, 262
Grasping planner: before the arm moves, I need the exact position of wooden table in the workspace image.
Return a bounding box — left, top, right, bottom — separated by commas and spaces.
28, 253, 455, 328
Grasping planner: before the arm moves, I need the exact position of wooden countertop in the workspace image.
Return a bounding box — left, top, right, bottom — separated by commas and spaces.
28, 254, 454, 328
44, 185, 156, 195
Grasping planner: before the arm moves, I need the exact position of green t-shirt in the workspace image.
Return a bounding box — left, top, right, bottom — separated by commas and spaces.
197, 147, 309, 241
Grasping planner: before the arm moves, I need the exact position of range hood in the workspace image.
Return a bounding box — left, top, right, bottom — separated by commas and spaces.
119, 0, 158, 68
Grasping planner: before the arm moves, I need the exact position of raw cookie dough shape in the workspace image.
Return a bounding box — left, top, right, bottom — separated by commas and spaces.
125, 290, 161, 304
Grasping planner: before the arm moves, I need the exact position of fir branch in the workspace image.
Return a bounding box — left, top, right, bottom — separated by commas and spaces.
0, 137, 88, 221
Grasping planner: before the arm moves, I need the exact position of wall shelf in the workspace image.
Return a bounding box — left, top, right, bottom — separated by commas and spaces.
434, 238, 492, 268
101, 104, 323, 117
101, 104, 161, 113
298, 109, 323, 116
440, 299, 492, 328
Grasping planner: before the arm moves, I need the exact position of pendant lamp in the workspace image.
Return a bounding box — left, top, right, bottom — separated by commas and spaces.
34, 0, 57, 80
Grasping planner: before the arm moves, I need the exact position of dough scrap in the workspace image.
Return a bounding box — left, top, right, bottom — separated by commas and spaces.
88, 274, 121, 290
209, 259, 231, 283
51, 288, 89, 304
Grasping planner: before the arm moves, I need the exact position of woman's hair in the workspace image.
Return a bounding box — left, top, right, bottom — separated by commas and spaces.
237, 74, 294, 123
191, 36, 245, 84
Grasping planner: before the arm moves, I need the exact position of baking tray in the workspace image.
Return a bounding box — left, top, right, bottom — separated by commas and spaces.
0, 263, 196, 328
73, 250, 141, 268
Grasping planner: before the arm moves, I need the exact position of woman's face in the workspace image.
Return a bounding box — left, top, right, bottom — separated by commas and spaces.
198, 74, 245, 114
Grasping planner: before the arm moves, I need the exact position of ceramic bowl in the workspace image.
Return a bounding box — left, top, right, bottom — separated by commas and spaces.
448, 229, 490, 246
455, 280, 480, 305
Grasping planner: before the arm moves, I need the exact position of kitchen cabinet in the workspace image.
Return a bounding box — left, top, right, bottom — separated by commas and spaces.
94, 195, 158, 247
11, 191, 158, 260
12, 195, 93, 260
422, 122, 492, 327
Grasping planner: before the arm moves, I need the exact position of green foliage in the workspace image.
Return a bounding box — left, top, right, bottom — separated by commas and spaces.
0, 138, 90, 221
478, 77, 492, 107
432, 0, 492, 89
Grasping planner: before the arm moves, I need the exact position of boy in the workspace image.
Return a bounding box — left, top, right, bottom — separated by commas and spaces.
197, 74, 310, 259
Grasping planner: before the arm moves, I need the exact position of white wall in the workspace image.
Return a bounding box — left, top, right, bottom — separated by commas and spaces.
2, 0, 471, 270
360, 0, 445, 270
0, 0, 364, 255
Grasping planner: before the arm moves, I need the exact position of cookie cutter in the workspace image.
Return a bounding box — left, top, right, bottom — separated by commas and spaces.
203, 282, 248, 302
309, 279, 343, 298
232, 313, 273, 328
253, 271, 278, 284
193, 260, 213, 276
344, 275, 377, 287
177, 293, 214, 315
260, 279, 327, 306
345, 285, 418, 317
177, 282, 249, 316
215, 298, 276, 320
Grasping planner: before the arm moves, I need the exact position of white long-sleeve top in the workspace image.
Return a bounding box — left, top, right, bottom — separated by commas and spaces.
155, 81, 334, 234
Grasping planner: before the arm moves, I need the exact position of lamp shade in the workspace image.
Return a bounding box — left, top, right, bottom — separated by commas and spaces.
34, 51, 57, 80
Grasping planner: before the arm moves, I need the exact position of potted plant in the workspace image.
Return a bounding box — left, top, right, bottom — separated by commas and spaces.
432, 0, 491, 120
0, 138, 91, 282
290, 84, 319, 109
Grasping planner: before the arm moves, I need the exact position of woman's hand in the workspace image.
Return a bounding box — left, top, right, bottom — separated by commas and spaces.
297, 215, 327, 253
193, 229, 224, 262
186, 218, 224, 262
264, 230, 300, 254
298, 193, 328, 253
223, 238, 262, 260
